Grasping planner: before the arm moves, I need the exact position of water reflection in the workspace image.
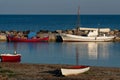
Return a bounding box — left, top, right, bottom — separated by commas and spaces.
88, 42, 110, 60
88, 42, 98, 59
63, 42, 112, 60
6, 42, 49, 53
0, 42, 119, 67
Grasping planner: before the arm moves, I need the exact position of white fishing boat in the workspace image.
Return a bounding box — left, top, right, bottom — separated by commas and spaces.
61, 65, 90, 76
60, 6, 115, 42
61, 29, 115, 42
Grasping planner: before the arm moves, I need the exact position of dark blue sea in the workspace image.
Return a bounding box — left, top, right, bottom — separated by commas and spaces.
0, 15, 120, 67
0, 15, 120, 31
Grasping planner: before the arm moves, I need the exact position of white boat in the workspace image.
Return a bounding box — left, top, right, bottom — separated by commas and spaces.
61, 29, 115, 42
61, 65, 90, 76
60, 7, 115, 42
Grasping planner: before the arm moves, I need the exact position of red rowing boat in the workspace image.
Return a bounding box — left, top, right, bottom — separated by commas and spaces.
7, 36, 49, 42
0, 54, 21, 62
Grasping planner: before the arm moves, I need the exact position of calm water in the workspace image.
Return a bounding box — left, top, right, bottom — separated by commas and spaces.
0, 15, 120, 67
0, 42, 120, 67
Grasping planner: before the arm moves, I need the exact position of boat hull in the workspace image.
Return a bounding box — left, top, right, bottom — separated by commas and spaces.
61, 34, 115, 42
61, 66, 90, 76
7, 36, 49, 42
0, 54, 21, 62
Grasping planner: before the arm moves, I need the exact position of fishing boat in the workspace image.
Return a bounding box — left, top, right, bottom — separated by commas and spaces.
0, 52, 21, 62
7, 36, 49, 42
61, 30, 115, 42
60, 6, 115, 42
61, 65, 90, 76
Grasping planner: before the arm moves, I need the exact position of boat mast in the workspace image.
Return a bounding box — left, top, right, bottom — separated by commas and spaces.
77, 6, 80, 28
75, 6, 80, 35
76, 6, 80, 33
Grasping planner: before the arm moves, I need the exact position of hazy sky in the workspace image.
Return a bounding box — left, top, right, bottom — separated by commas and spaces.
0, 0, 120, 14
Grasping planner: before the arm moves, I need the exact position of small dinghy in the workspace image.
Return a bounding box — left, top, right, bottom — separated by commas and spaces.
0, 51, 21, 62
61, 65, 90, 76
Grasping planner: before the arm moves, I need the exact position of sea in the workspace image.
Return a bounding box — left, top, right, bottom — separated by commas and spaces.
0, 15, 120, 68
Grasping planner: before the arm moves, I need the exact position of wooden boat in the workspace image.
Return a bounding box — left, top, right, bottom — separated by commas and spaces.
61, 65, 90, 76
60, 7, 115, 42
61, 32, 115, 42
7, 36, 49, 42
0, 53, 21, 62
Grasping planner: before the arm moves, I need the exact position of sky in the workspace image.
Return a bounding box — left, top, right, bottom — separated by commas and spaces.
0, 0, 120, 14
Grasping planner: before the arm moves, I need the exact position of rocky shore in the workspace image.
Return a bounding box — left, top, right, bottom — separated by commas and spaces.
0, 63, 120, 80
0, 27, 120, 42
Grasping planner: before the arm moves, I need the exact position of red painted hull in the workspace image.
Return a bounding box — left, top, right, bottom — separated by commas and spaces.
68, 65, 89, 69
0, 54, 21, 62
8, 36, 49, 42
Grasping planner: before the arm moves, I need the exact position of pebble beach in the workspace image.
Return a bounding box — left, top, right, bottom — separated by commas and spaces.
0, 63, 120, 80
